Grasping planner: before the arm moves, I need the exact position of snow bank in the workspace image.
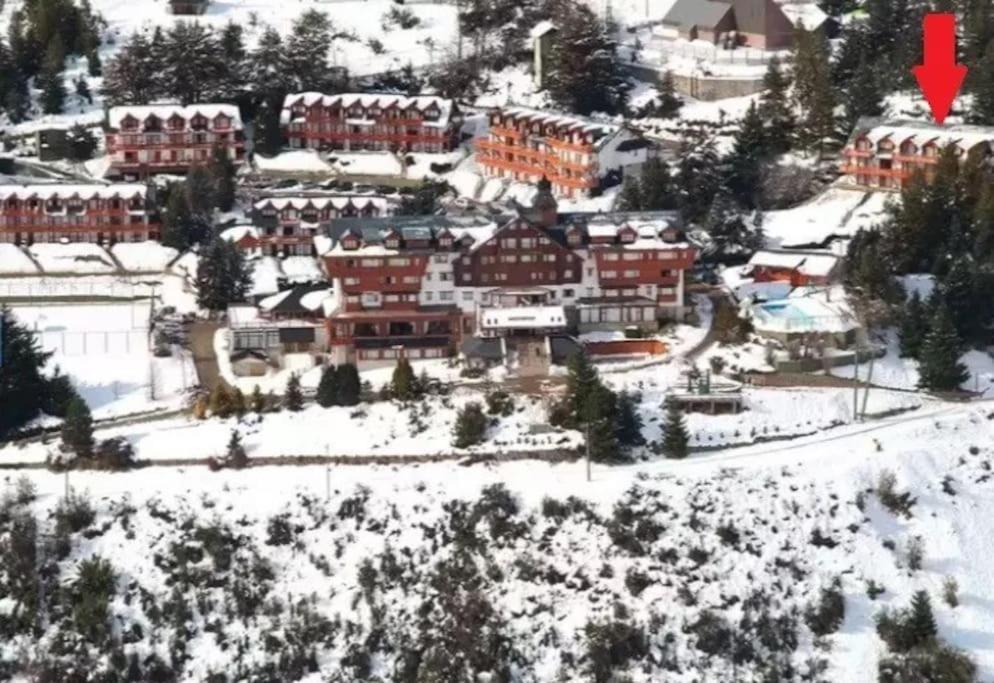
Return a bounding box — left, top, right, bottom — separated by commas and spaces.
29, 243, 117, 274
0, 244, 39, 274
112, 242, 179, 272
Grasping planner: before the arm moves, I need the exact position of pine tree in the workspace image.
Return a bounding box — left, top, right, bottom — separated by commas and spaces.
285, 10, 334, 92
614, 390, 644, 448
225, 428, 247, 468
907, 590, 938, 647
544, 4, 630, 115
74, 75, 92, 104
335, 363, 361, 406
230, 387, 246, 416
195, 237, 253, 312
284, 373, 304, 411
565, 350, 600, 426
100, 32, 161, 105
160, 185, 195, 250
38, 38, 67, 114
161, 22, 226, 104
0, 308, 55, 438
655, 70, 681, 118
898, 291, 927, 359
615, 175, 644, 211
917, 306, 968, 392
843, 57, 884, 131
583, 383, 620, 462
391, 357, 416, 401
250, 384, 265, 413
725, 100, 767, 208
316, 365, 340, 407
938, 260, 978, 342
42, 366, 78, 418
66, 123, 97, 162
675, 127, 722, 223
185, 164, 215, 218
661, 397, 689, 459
792, 28, 836, 153
706, 189, 762, 257
758, 56, 793, 153
61, 395, 94, 458
640, 157, 675, 210
207, 145, 237, 213
971, 42, 994, 125
452, 401, 488, 448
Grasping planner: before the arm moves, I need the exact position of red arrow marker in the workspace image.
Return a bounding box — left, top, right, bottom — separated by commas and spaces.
912, 13, 968, 125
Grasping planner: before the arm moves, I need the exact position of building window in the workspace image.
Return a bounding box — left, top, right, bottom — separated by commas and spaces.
440, 291, 454, 301
462, 291, 474, 301
563, 288, 575, 298
424, 292, 433, 301
564, 269, 573, 278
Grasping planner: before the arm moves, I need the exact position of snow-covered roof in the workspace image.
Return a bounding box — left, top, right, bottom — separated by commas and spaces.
778, 1, 828, 30
748, 250, 839, 277
228, 304, 263, 326
530, 20, 557, 38
497, 106, 621, 140
283, 92, 456, 128
0, 184, 147, 200
479, 305, 568, 330
253, 195, 395, 213
107, 104, 243, 130
850, 118, 994, 152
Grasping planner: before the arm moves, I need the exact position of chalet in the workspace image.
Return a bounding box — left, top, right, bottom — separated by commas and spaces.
0, 184, 158, 245
746, 250, 841, 287
475, 107, 654, 198
104, 104, 246, 178
661, 0, 798, 50
281, 93, 462, 154
841, 118, 994, 191
318, 184, 697, 368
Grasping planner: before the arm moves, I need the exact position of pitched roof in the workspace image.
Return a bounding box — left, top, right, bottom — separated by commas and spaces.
0, 184, 147, 200
663, 0, 734, 29
282, 92, 456, 128
107, 104, 242, 129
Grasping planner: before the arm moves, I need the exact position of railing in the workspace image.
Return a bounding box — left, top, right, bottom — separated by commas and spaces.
477, 155, 596, 188
839, 165, 910, 179
0, 222, 159, 234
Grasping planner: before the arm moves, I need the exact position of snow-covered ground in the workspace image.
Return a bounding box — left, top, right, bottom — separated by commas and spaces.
763, 185, 891, 249
4, 302, 195, 420
2, 395, 994, 679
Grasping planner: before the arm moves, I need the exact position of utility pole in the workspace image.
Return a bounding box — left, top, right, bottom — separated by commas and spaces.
852, 346, 860, 422
860, 351, 875, 419
325, 444, 331, 502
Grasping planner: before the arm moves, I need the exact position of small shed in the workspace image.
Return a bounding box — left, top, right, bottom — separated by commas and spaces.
37, 128, 69, 161
530, 21, 557, 89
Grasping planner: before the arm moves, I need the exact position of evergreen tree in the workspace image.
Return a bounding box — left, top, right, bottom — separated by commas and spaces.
285, 10, 334, 92
284, 373, 304, 411
907, 590, 938, 647
452, 401, 488, 448
661, 397, 689, 459
66, 123, 97, 162
792, 28, 836, 153
61, 395, 94, 458
706, 189, 762, 257
335, 363, 361, 406
207, 145, 237, 213
0, 38, 30, 123
565, 350, 600, 426
37, 38, 67, 114
655, 70, 681, 118
225, 428, 247, 468
898, 291, 927, 359
614, 390, 644, 448
675, 127, 721, 223
230, 387, 246, 416
544, 5, 629, 115
101, 32, 161, 105
639, 157, 675, 210
759, 56, 793, 153
160, 185, 195, 250
843, 57, 884, 131
583, 383, 620, 462
0, 308, 54, 438
42, 366, 78, 418
391, 357, 416, 400
971, 42, 994, 125
938, 260, 978, 342
74, 75, 92, 104
250, 384, 265, 413
917, 306, 968, 392
161, 22, 226, 104
724, 101, 767, 208
186, 164, 216, 218
316, 365, 340, 407
195, 237, 253, 312
615, 175, 643, 211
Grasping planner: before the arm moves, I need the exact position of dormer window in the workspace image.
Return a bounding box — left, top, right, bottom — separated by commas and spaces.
438, 237, 453, 249
619, 229, 636, 244
342, 237, 359, 250
567, 231, 582, 247
214, 114, 230, 129
385, 237, 400, 249
144, 116, 161, 132
191, 115, 208, 131
121, 116, 139, 131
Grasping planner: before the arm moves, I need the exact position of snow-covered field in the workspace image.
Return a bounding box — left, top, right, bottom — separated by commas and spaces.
4, 302, 194, 420
2, 396, 993, 679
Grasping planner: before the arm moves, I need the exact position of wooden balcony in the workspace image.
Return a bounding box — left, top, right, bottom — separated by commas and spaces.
839, 165, 910, 179
842, 148, 873, 158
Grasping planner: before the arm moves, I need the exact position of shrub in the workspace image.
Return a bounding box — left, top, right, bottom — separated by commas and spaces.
876, 470, 916, 518
942, 577, 959, 608
485, 390, 514, 417
71, 555, 116, 644
624, 568, 651, 596
266, 513, 295, 546
805, 578, 845, 636
878, 640, 976, 683
452, 402, 488, 448
55, 491, 96, 534
584, 616, 648, 683
689, 610, 733, 656
906, 536, 924, 571
709, 355, 727, 375
93, 437, 135, 470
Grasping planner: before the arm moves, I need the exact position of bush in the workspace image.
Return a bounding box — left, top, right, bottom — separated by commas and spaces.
906, 536, 924, 571
877, 470, 916, 518
55, 491, 96, 534
709, 355, 727, 375
878, 641, 976, 683
266, 513, 295, 546
452, 401, 488, 448
942, 577, 959, 608
485, 390, 514, 417
584, 616, 648, 683
92, 437, 136, 470
71, 556, 116, 644
805, 578, 845, 636
689, 610, 733, 656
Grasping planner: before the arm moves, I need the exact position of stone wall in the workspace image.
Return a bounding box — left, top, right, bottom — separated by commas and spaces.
624, 63, 765, 101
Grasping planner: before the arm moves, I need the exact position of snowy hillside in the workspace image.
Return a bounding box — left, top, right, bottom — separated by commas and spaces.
1, 400, 992, 680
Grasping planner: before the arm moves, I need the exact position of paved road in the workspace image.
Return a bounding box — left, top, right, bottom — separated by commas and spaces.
189, 320, 224, 392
